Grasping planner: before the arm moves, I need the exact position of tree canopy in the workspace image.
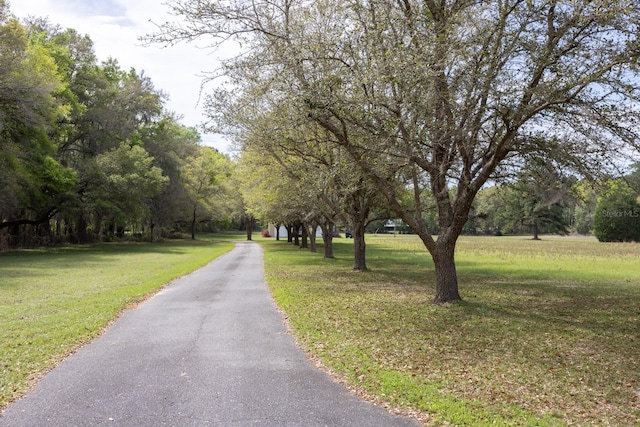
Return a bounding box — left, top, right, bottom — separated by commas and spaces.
0, 4, 237, 248
148, 0, 640, 303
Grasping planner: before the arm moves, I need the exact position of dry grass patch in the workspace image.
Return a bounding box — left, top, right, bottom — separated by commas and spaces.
263, 235, 640, 426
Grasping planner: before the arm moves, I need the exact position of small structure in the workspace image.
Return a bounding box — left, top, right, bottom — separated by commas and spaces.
384, 219, 398, 235
268, 224, 323, 238
382, 219, 411, 235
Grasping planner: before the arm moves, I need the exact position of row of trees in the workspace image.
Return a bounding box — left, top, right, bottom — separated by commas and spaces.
0, 2, 238, 249
150, 0, 640, 303
3, 1, 639, 303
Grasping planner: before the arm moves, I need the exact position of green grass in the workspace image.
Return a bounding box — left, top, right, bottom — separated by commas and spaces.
0, 235, 237, 409
263, 234, 640, 426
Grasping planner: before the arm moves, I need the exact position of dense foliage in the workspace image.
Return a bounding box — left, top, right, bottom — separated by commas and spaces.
0, 4, 236, 249
594, 179, 640, 242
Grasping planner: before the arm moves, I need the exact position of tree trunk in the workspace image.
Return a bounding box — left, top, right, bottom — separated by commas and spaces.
532, 221, 540, 240
300, 222, 309, 249
150, 220, 156, 242
191, 205, 197, 240
293, 221, 300, 246
321, 221, 334, 259
275, 223, 281, 241
394, 207, 465, 304
432, 241, 462, 304
107, 221, 115, 241
246, 215, 254, 241
76, 215, 88, 244
352, 220, 367, 271
8, 223, 19, 248
287, 223, 294, 243
309, 223, 317, 253
38, 222, 52, 246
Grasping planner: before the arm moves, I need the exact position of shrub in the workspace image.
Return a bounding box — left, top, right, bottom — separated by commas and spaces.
593, 180, 640, 242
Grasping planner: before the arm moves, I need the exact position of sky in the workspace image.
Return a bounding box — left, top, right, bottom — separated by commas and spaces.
10, 0, 234, 153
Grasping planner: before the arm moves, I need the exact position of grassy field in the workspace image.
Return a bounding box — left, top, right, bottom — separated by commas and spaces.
263, 234, 640, 426
0, 235, 236, 410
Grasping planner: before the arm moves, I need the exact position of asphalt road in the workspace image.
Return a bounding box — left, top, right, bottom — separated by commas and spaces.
1, 241, 420, 427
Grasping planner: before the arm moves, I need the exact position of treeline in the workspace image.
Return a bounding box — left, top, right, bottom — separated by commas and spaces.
150, 1, 639, 304
468, 164, 640, 241
0, 5, 238, 249
243, 142, 640, 256
3, 1, 640, 262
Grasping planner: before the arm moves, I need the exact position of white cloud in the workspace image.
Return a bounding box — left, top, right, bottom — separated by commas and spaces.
59, 0, 129, 20
10, 0, 233, 153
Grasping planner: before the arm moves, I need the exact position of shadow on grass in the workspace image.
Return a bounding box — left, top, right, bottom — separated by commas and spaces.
0, 235, 237, 289
262, 236, 640, 425
266, 236, 639, 362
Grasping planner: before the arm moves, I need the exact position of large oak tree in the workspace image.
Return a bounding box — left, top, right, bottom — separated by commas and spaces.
150, 0, 640, 303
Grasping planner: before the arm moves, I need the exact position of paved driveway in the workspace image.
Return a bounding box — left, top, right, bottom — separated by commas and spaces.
1, 241, 419, 426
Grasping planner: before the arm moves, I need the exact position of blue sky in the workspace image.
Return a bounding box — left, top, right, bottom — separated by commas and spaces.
63, 0, 129, 21
11, 0, 233, 153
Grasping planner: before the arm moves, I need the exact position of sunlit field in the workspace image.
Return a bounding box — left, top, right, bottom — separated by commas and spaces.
263, 234, 640, 426
0, 236, 235, 410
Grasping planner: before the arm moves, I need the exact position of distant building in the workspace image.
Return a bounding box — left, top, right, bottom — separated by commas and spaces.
268, 224, 323, 238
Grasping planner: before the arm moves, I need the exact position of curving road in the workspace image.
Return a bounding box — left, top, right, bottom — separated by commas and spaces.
1, 241, 419, 426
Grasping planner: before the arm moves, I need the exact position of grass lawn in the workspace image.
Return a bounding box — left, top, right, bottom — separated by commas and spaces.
0, 235, 236, 410
262, 234, 640, 426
